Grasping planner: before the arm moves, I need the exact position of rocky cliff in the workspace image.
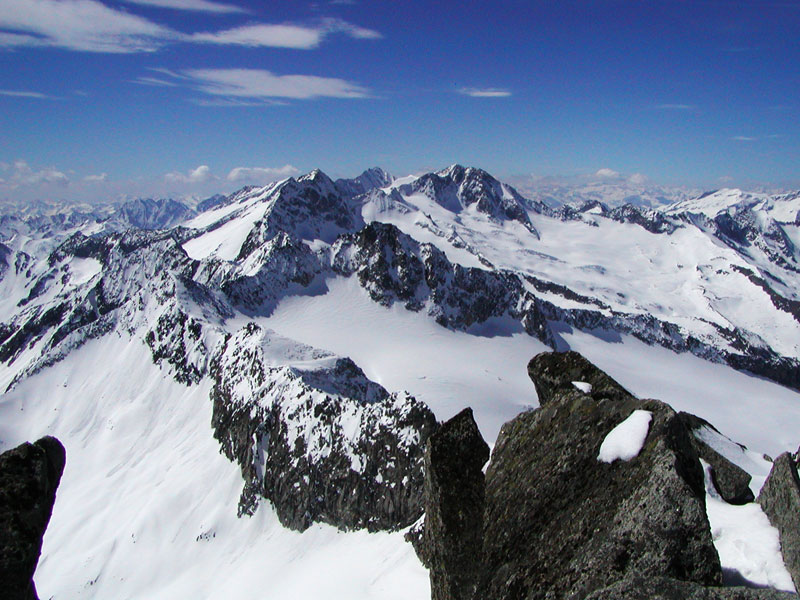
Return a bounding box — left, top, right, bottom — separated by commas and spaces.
0, 436, 65, 600
416, 351, 798, 600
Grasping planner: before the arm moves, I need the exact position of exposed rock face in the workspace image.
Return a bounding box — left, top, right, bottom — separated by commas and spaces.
476, 395, 720, 599
210, 323, 437, 531
422, 351, 738, 600
758, 453, 800, 591
585, 575, 798, 600
526, 350, 634, 405
679, 412, 755, 505
421, 408, 489, 600
0, 436, 66, 600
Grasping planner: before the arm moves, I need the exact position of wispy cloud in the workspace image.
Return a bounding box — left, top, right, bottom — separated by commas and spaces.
0, 0, 174, 53
458, 87, 512, 98
84, 173, 108, 182
731, 135, 757, 141
596, 168, 620, 178
227, 165, 300, 183
628, 173, 648, 185
653, 104, 695, 110
189, 18, 380, 49
0, 1, 379, 53
132, 76, 179, 87
0, 89, 53, 99
165, 165, 215, 184
121, 0, 246, 13
176, 68, 371, 100
0, 160, 70, 187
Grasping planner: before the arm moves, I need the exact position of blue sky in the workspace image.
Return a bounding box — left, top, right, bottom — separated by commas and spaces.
1, 0, 799, 202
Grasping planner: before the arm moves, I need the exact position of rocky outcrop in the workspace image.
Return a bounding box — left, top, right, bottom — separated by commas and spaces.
418, 351, 800, 600
0, 436, 66, 600
526, 350, 634, 405
585, 575, 797, 599
758, 453, 800, 591
679, 412, 755, 505
210, 323, 437, 532
475, 389, 720, 598
421, 408, 489, 600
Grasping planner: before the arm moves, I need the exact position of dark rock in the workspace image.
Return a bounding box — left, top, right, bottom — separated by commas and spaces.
0, 436, 66, 600
678, 412, 755, 505
210, 324, 438, 532
527, 350, 634, 406
585, 575, 797, 599
469, 351, 721, 599
758, 453, 800, 591
421, 408, 489, 600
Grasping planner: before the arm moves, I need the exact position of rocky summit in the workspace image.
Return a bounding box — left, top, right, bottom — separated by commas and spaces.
417, 351, 797, 600
0, 436, 66, 600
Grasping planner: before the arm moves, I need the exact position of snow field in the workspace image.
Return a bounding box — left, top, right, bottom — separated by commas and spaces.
0, 334, 428, 600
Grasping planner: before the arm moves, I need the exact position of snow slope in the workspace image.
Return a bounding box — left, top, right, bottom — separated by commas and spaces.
0, 334, 428, 600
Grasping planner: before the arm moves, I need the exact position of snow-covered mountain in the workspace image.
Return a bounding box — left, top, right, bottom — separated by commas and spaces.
1, 166, 800, 598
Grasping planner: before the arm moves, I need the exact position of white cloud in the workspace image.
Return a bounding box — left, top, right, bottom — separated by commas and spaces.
84, 173, 108, 182
0, 0, 174, 53
189, 18, 380, 49
628, 173, 648, 185
227, 165, 300, 183
0, 89, 52, 99
132, 76, 179, 87
731, 136, 757, 141
320, 17, 381, 40
165, 165, 216, 184
189, 24, 325, 49
0, 1, 378, 54
458, 87, 512, 98
181, 68, 370, 99
2, 160, 70, 187
596, 168, 620, 178
653, 104, 695, 110
121, 0, 246, 13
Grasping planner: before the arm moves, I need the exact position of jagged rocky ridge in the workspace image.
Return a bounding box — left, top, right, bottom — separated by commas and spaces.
416, 351, 797, 600
1, 166, 800, 538
210, 323, 436, 531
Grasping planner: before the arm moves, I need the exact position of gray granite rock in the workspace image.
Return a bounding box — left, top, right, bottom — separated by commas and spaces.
420, 408, 489, 600
758, 452, 800, 591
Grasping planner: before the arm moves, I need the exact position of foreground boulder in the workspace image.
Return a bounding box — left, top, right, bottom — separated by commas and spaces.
421, 408, 489, 600
679, 412, 755, 505
0, 436, 66, 600
758, 452, 800, 591
420, 351, 794, 599
476, 362, 720, 599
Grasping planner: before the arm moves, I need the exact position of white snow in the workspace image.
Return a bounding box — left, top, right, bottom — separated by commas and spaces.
0, 335, 428, 600
597, 410, 652, 463
261, 276, 545, 443
572, 381, 592, 394
701, 460, 796, 591
694, 425, 774, 495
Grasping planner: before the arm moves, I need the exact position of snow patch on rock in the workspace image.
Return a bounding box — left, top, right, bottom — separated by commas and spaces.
597, 409, 652, 463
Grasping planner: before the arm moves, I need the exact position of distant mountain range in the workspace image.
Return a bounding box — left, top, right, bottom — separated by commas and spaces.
1, 165, 799, 598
